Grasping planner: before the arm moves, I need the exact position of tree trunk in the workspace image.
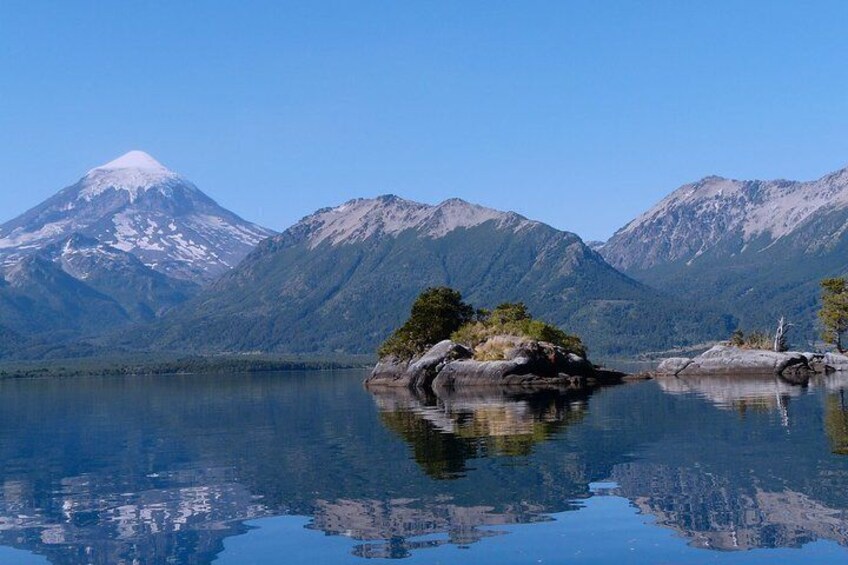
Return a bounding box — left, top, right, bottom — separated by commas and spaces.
773, 316, 792, 353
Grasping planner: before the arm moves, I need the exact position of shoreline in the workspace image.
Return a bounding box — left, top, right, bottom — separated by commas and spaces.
0, 354, 374, 379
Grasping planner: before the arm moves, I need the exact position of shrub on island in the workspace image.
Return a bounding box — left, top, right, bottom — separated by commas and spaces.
378, 287, 585, 361
727, 329, 773, 351
451, 302, 586, 360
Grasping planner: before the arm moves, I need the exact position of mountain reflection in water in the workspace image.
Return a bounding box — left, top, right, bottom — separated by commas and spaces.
1, 371, 848, 562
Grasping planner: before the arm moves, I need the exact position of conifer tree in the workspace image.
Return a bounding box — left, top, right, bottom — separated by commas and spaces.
820, 277, 848, 353
378, 287, 474, 359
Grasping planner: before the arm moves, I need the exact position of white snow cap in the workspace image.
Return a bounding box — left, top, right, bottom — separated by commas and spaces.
90, 150, 170, 173
79, 150, 187, 202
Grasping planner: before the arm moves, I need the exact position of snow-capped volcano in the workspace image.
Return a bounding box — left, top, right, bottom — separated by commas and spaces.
0, 151, 275, 282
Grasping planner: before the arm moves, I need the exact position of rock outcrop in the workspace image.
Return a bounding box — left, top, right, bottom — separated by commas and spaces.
814, 352, 848, 373
370, 340, 474, 389
655, 345, 814, 382
366, 337, 623, 390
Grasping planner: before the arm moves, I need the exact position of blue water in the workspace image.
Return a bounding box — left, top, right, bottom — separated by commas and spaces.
1, 370, 848, 563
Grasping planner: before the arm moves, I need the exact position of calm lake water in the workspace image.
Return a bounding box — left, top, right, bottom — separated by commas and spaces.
2, 370, 848, 564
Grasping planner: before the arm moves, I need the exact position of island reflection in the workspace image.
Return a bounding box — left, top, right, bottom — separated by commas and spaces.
371, 385, 591, 478
1, 372, 848, 562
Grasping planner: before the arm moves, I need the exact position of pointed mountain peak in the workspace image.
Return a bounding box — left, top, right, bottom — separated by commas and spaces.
91, 150, 169, 173
435, 197, 500, 214
438, 197, 471, 205
78, 150, 185, 203
0, 151, 273, 284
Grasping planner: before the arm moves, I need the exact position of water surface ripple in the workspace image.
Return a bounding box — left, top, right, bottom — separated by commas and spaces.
1, 370, 847, 563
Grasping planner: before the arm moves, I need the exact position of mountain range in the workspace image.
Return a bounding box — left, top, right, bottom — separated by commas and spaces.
3, 151, 848, 359
599, 166, 848, 346
129, 195, 729, 356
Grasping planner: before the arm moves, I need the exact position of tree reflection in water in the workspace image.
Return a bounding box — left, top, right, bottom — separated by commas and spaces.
371, 386, 591, 478
826, 390, 848, 455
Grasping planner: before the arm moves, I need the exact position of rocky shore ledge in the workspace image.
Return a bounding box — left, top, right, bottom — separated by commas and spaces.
656, 344, 848, 383
365, 336, 628, 390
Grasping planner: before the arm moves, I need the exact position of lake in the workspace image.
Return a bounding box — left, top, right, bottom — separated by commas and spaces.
1, 370, 848, 564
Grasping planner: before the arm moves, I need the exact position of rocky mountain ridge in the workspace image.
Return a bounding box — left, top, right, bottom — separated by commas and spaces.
601, 165, 848, 271
291, 194, 534, 248
132, 195, 731, 356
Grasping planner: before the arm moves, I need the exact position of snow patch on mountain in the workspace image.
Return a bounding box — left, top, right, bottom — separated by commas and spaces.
185, 214, 268, 246
103, 211, 267, 277
54, 235, 135, 280
621, 168, 848, 242
604, 165, 848, 270
0, 220, 71, 251
299, 195, 533, 248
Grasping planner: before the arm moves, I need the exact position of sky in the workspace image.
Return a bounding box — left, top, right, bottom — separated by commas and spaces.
2, 1, 848, 241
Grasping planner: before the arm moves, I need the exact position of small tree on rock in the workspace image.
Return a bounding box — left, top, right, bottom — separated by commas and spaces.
378, 287, 474, 359
820, 277, 848, 353
729, 329, 745, 347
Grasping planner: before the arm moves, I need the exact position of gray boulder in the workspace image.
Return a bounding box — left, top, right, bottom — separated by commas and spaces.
655, 345, 813, 380
821, 352, 848, 372
365, 337, 611, 390
405, 340, 473, 388
655, 357, 693, 376
368, 356, 411, 386
367, 339, 472, 388
432, 360, 588, 388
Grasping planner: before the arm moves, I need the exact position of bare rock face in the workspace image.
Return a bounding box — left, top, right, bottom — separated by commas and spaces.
655, 345, 814, 381
656, 357, 693, 376
368, 340, 473, 388
366, 337, 617, 390
819, 352, 848, 372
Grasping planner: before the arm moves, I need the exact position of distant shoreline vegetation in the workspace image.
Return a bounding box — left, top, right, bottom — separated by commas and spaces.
0, 353, 373, 379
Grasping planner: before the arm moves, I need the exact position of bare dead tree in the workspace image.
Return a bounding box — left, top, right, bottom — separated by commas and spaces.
774, 316, 794, 352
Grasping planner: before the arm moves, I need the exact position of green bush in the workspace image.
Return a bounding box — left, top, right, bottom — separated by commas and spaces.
728, 329, 772, 350
452, 302, 586, 358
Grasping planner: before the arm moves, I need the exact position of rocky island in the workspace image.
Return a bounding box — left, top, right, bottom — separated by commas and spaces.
365, 287, 626, 391
656, 345, 848, 385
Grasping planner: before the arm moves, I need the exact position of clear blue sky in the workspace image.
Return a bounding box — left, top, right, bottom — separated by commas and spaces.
2, 1, 847, 241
